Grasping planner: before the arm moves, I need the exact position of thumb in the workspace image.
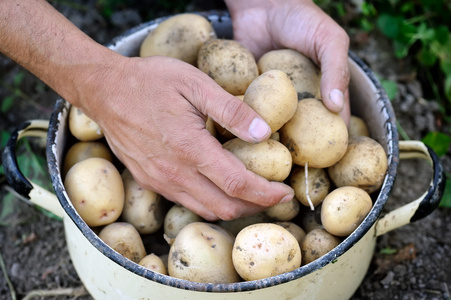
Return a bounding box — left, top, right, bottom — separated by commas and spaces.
188, 75, 272, 143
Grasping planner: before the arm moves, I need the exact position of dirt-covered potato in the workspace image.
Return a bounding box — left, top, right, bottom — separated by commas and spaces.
223, 138, 292, 181
348, 115, 370, 138
121, 169, 165, 235
216, 212, 271, 237
139, 13, 216, 65
321, 186, 373, 237
244, 70, 298, 133
68, 106, 104, 142
257, 49, 321, 99
275, 222, 306, 247
232, 223, 302, 281
164, 204, 203, 242
99, 222, 146, 263
197, 39, 259, 95
138, 253, 168, 275
63, 141, 113, 177
301, 228, 340, 265
64, 157, 124, 227
280, 98, 348, 168
328, 136, 388, 194
299, 207, 324, 233
168, 222, 240, 283
265, 198, 300, 221
290, 165, 331, 209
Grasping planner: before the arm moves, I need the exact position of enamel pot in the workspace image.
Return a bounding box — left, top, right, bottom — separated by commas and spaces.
2, 11, 446, 300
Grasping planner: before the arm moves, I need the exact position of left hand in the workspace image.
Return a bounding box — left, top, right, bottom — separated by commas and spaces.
225, 0, 351, 124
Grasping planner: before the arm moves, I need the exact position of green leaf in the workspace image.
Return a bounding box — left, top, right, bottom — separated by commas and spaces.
445, 75, 451, 102
422, 131, 451, 157
377, 14, 402, 39
13, 72, 24, 87
417, 47, 438, 67
0, 194, 17, 226
439, 179, 451, 208
434, 26, 449, 45
381, 79, 398, 100
380, 247, 397, 254
1, 95, 15, 113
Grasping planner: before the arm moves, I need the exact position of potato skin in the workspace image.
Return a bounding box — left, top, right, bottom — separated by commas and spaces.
168, 222, 240, 283
265, 198, 300, 221
63, 141, 113, 177
140, 13, 216, 65
244, 70, 298, 133
197, 39, 259, 95
232, 223, 302, 281
328, 136, 388, 194
139, 253, 168, 275
223, 138, 292, 182
348, 115, 370, 138
98, 222, 146, 263
258, 49, 321, 99
301, 228, 340, 265
68, 106, 104, 142
321, 186, 373, 237
290, 165, 331, 208
280, 98, 348, 168
121, 169, 165, 235
64, 157, 124, 227
164, 204, 203, 241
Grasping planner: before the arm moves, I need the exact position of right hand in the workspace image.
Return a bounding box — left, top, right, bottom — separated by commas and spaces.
78, 55, 295, 221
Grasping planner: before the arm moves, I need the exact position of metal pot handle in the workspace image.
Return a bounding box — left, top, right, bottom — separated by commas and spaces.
2, 120, 64, 218
375, 140, 446, 236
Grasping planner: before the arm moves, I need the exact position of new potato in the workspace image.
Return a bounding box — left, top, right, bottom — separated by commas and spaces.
68, 106, 104, 142
244, 70, 298, 133
197, 39, 259, 95
223, 138, 292, 182
301, 228, 340, 265
139, 13, 216, 65
280, 98, 348, 168
63, 141, 113, 177
258, 49, 321, 99
64, 157, 124, 227
290, 165, 331, 208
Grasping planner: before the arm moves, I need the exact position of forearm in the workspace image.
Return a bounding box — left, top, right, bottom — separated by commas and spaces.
0, 0, 122, 109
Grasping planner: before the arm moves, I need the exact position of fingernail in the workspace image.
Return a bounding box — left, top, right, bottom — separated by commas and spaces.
280, 194, 294, 203
329, 89, 344, 111
249, 118, 270, 140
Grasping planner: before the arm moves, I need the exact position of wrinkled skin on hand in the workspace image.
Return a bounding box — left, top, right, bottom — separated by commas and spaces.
86, 55, 294, 221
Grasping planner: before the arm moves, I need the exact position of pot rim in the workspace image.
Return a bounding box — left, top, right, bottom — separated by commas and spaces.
46, 12, 399, 293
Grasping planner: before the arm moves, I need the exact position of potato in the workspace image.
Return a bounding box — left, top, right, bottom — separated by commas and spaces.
63, 141, 113, 177
301, 228, 340, 265
275, 222, 306, 247
290, 165, 331, 209
168, 222, 240, 283
223, 138, 292, 182
164, 204, 203, 242
258, 49, 321, 99
328, 136, 388, 194
265, 198, 300, 221
348, 115, 370, 137
321, 186, 372, 237
216, 212, 271, 237
121, 169, 165, 235
98, 222, 146, 263
197, 39, 258, 95
139, 13, 216, 65
280, 98, 348, 168
243, 70, 298, 133
64, 157, 124, 227
232, 223, 302, 281
139, 253, 168, 275
299, 206, 324, 233
68, 106, 104, 141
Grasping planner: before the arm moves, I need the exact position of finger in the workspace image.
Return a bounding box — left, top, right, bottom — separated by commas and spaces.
177, 70, 272, 143
316, 24, 351, 114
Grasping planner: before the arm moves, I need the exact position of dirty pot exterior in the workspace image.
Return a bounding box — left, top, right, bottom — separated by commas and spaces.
2, 11, 445, 300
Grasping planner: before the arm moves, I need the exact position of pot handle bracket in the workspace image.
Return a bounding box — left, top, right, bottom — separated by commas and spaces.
375, 140, 447, 237
2, 120, 64, 219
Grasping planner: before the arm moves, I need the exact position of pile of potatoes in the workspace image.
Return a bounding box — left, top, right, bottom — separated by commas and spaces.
62, 13, 388, 284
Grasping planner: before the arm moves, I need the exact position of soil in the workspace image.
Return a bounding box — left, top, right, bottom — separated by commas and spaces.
1, 1, 450, 300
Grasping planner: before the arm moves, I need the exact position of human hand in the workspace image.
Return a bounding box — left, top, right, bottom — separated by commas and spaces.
80, 55, 294, 221
225, 0, 351, 124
